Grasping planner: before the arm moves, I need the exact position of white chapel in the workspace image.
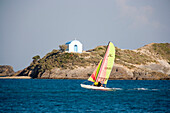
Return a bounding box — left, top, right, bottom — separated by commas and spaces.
65, 39, 83, 53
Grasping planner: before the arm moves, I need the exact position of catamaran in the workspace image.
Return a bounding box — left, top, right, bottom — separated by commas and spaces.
80, 42, 116, 91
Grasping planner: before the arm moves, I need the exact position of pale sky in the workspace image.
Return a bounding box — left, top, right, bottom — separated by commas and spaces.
0, 0, 170, 71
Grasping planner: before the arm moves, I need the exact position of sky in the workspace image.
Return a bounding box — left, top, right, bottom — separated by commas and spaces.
0, 0, 170, 71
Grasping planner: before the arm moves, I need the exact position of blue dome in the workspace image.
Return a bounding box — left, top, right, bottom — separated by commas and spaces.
65, 41, 72, 44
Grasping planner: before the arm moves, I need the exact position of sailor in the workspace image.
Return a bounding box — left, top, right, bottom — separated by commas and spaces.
94, 82, 98, 86
97, 82, 102, 87
94, 82, 103, 87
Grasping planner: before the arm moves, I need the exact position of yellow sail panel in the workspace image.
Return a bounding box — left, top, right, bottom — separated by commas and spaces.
88, 59, 102, 82
104, 42, 115, 84
96, 42, 115, 84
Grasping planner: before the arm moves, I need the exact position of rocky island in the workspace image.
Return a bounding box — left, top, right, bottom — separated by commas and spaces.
0, 65, 14, 76
2, 43, 170, 80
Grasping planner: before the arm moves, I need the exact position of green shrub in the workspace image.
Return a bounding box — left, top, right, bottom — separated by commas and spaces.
32, 55, 40, 61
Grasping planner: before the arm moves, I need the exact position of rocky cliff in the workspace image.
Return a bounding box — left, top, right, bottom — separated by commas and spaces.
14, 43, 170, 80
0, 65, 15, 76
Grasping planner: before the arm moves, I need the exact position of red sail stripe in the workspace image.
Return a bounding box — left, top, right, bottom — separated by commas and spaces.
96, 44, 110, 84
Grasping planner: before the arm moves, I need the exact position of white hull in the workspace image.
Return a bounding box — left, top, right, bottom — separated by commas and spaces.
80, 84, 115, 91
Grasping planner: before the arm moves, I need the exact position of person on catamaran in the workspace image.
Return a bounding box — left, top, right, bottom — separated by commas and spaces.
94, 82, 103, 87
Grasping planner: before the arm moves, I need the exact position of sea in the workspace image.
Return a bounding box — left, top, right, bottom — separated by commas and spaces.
0, 79, 169, 113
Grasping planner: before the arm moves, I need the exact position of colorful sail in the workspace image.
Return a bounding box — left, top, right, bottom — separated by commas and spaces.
96, 42, 115, 84
88, 59, 102, 82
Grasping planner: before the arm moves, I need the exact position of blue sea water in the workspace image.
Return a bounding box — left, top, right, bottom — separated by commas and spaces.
0, 79, 169, 113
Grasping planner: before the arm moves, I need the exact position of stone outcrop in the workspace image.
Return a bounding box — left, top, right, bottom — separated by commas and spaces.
0, 65, 15, 76
37, 64, 169, 80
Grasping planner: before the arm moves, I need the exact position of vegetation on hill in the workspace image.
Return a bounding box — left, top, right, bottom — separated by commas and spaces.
137, 43, 170, 63
152, 43, 170, 62
29, 49, 101, 75
115, 47, 158, 69
27, 43, 170, 77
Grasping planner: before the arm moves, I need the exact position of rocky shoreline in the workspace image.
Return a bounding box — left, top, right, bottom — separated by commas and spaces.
37, 64, 170, 80
0, 76, 31, 79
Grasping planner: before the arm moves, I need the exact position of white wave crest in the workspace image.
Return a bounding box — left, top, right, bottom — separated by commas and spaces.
112, 88, 123, 90
134, 88, 148, 90
151, 89, 159, 91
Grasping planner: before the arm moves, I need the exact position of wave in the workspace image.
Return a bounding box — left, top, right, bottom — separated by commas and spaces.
151, 89, 159, 91
133, 88, 170, 91
111, 88, 169, 91
134, 88, 148, 90
112, 88, 123, 90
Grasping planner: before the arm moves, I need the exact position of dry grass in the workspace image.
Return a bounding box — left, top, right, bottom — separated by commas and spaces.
115, 47, 157, 65
29, 43, 169, 72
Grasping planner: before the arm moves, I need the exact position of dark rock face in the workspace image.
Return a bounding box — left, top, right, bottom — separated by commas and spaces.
13, 66, 39, 78
0, 65, 15, 76
40, 66, 94, 79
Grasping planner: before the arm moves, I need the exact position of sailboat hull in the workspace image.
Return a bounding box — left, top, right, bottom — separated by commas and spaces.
80, 84, 115, 91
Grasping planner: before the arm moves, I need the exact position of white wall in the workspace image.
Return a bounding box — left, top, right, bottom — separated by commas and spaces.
68, 40, 82, 53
